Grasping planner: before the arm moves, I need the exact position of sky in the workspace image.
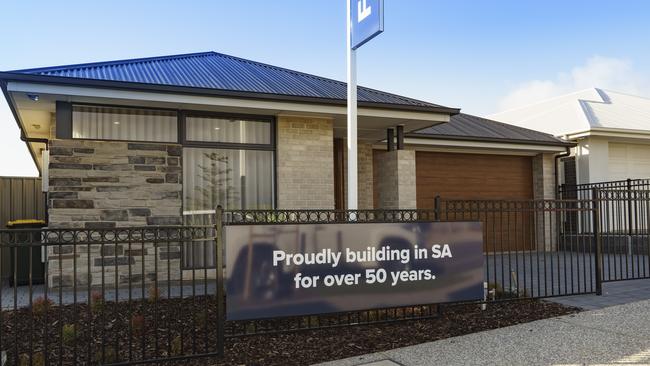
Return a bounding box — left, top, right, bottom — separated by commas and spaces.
1, 0, 650, 176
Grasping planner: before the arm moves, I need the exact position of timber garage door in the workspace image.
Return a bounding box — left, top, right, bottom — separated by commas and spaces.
415, 151, 534, 251
608, 142, 650, 180
415, 151, 533, 206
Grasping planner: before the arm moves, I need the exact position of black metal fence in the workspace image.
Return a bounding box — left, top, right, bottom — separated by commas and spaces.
595, 189, 650, 282
438, 199, 599, 298
558, 179, 650, 240
558, 178, 650, 201
2, 196, 650, 364
0, 226, 223, 366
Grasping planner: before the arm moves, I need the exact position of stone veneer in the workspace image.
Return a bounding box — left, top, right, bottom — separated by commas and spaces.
48, 139, 183, 228
276, 116, 335, 209
374, 150, 417, 209
46, 139, 183, 288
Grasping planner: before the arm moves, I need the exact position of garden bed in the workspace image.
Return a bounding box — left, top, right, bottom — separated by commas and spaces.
0, 297, 577, 366
212, 300, 578, 366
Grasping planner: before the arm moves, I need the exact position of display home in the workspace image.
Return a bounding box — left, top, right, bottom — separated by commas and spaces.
0, 51, 573, 287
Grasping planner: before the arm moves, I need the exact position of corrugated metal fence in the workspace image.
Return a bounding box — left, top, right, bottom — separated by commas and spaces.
0, 176, 45, 283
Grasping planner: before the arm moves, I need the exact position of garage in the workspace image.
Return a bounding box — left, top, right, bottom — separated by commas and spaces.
371, 113, 573, 251
415, 151, 533, 208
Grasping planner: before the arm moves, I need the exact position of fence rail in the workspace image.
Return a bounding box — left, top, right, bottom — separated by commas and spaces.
224, 208, 436, 225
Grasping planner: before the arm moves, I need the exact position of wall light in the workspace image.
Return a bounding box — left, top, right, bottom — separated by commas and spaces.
27, 94, 39, 102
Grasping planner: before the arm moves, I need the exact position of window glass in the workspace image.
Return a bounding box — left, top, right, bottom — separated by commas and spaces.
185, 116, 271, 144
182, 147, 274, 268
182, 148, 274, 211
72, 105, 177, 142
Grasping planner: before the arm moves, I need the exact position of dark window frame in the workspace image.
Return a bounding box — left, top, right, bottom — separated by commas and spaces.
179, 109, 277, 213
62, 102, 277, 150
179, 112, 277, 270
181, 110, 276, 151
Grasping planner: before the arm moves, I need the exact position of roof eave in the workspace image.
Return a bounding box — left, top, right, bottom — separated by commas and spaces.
0, 80, 42, 174
406, 132, 576, 148
0, 72, 460, 115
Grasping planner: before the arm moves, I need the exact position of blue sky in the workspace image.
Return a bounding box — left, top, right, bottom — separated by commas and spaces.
1, 0, 650, 175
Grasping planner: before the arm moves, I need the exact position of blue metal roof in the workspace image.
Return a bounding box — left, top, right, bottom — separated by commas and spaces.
6, 51, 456, 112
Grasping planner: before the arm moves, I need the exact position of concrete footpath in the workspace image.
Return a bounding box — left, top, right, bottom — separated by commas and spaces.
315, 299, 650, 366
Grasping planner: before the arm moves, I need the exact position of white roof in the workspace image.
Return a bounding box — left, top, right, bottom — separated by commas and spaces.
489, 88, 650, 137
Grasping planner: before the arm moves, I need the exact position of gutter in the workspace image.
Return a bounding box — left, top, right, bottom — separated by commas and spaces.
406, 133, 575, 148
20, 130, 49, 145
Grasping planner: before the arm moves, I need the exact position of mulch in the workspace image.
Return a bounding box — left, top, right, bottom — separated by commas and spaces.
1, 298, 578, 366
200, 300, 578, 366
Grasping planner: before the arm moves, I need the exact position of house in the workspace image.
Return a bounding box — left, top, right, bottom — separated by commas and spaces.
490, 88, 650, 186
0, 51, 571, 286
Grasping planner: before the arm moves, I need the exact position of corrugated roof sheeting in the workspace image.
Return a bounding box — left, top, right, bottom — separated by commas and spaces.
412, 113, 570, 145
9, 52, 445, 109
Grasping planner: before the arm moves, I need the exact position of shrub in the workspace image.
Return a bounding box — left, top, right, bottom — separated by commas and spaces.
487, 282, 503, 300
19, 352, 44, 366
91, 291, 104, 313
148, 285, 160, 303
487, 282, 527, 299
131, 314, 145, 336
62, 324, 76, 346
171, 336, 183, 356
195, 312, 207, 330
32, 297, 53, 315
94, 346, 116, 364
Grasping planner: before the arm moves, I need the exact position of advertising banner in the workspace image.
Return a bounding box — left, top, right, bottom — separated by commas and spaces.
225, 221, 484, 321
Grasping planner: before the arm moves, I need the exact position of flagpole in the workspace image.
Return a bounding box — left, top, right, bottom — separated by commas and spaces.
346, 0, 358, 210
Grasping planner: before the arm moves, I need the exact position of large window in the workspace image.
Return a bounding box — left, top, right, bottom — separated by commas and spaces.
182, 114, 275, 268
72, 105, 177, 142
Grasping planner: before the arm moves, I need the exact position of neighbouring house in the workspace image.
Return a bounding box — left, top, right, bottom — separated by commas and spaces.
490, 88, 650, 186
0, 51, 571, 288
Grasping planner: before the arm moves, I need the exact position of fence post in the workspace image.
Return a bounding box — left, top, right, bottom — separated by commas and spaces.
592, 188, 603, 296
627, 178, 633, 236
434, 195, 441, 221
215, 205, 225, 356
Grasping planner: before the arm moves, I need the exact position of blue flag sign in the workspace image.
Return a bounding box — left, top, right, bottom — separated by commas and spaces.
351, 0, 384, 49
